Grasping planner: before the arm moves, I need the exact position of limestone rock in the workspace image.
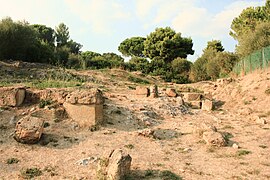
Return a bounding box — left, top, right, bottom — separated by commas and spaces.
203, 131, 226, 147
63, 103, 103, 128
137, 129, 154, 137
165, 88, 177, 97
188, 101, 201, 109
149, 85, 158, 98
135, 86, 149, 97
202, 99, 213, 111
0, 87, 26, 107
97, 149, 132, 180
14, 116, 44, 144
64, 89, 104, 128
66, 89, 104, 105
182, 93, 201, 101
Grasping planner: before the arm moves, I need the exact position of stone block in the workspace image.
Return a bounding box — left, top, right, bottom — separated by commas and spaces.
64, 103, 103, 128
63, 89, 104, 128
182, 92, 201, 101
189, 101, 201, 109
0, 87, 25, 107
149, 85, 158, 98
135, 86, 149, 97
202, 99, 213, 111
165, 88, 177, 97
14, 116, 44, 144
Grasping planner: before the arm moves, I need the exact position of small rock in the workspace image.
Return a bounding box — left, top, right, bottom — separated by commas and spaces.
256, 117, 267, 125
137, 129, 154, 137
183, 148, 192, 152
203, 131, 226, 147
165, 88, 177, 97
232, 143, 239, 149
76, 157, 98, 166
9, 116, 17, 125
30, 107, 36, 112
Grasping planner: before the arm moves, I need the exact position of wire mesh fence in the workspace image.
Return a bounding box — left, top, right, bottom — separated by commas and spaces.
233, 46, 270, 75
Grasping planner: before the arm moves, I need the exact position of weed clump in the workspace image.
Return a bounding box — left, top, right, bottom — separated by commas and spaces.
6, 158, 19, 164
20, 167, 42, 179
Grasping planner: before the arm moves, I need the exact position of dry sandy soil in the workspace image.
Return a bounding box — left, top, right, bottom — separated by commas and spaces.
0, 61, 270, 180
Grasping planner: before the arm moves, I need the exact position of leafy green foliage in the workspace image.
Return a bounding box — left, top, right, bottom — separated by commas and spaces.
118, 37, 146, 57
236, 21, 270, 57
0, 18, 39, 61
143, 27, 194, 63
55, 23, 70, 47
6, 158, 19, 164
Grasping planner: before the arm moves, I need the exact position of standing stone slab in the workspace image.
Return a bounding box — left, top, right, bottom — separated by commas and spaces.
97, 149, 132, 180
63, 89, 104, 128
202, 99, 213, 111
0, 87, 26, 107
149, 85, 158, 98
14, 116, 44, 144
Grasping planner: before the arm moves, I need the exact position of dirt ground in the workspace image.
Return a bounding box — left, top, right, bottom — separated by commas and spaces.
0, 62, 270, 180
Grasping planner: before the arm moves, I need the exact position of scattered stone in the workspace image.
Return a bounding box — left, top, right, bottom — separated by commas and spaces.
135, 86, 149, 97
232, 143, 239, 149
255, 117, 267, 125
203, 131, 226, 147
9, 116, 17, 125
137, 129, 154, 137
182, 93, 201, 101
76, 157, 98, 166
64, 89, 104, 128
0, 87, 26, 107
97, 149, 132, 180
183, 148, 192, 152
14, 116, 44, 144
202, 99, 213, 111
203, 92, 213, 100
188, 101, 201, 109
153, 129, 178, 140
165, 88, 177, 97
149, 85, 158, 98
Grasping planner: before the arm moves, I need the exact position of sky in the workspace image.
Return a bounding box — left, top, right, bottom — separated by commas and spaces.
0, 0, 265, 61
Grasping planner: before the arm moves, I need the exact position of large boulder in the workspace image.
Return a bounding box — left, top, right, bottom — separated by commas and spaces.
0, 87, 26, 107
63, 89, 104, 128
14, 116, 44, 144
97, 149, 132, 180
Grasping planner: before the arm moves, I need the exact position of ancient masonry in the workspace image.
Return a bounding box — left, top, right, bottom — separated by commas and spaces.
135, 85, 213, 111
63, 89, 105, 128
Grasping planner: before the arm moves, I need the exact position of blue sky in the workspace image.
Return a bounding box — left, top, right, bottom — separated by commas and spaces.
0, 0, 265, 61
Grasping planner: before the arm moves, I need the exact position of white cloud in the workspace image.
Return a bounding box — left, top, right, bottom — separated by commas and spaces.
65, 0, 131, 34
172, 0, 264, 39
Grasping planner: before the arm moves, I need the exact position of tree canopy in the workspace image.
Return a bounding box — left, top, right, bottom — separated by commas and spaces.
118, 37, 145, 57
143, 27, 194, 63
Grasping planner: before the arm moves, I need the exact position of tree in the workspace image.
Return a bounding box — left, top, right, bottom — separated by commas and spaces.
55, 23, 70, 47
236, 21, 270, 57
31, 24, 55, 46
0, 17, 38, 61
205, 40, 224, 52
230, 1, 269, 40
118, 37, 146, 57
67, 39, 82, 54
143, 27, 194, 63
